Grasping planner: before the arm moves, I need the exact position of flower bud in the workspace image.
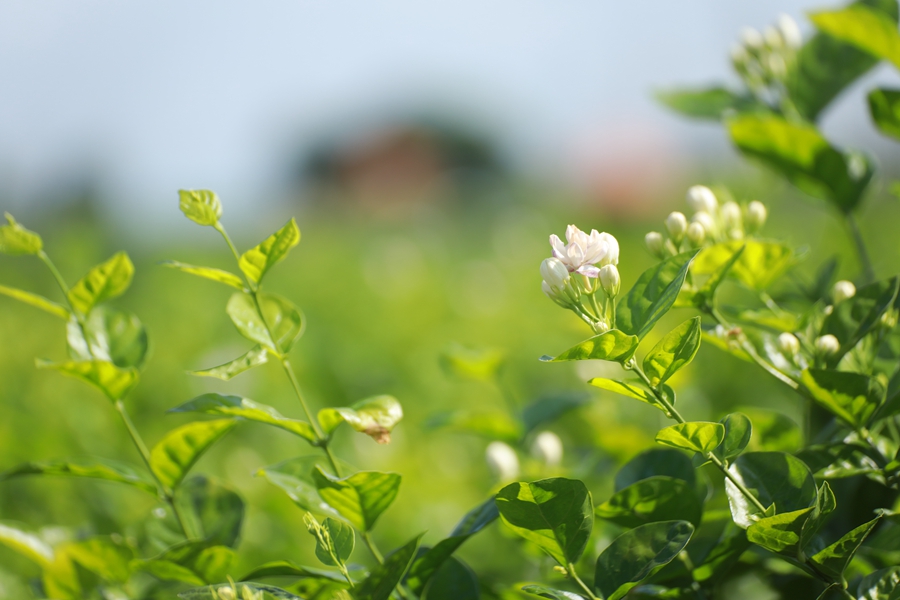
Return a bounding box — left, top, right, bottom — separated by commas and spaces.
767, 53, 787, 79
599, 264, 621, 297
778, 332, 800, 356
764, 25, 783, 49
730, 43, 749, 67
745, 201, 767, 232
540, 257, 570, 289
686, 222, 705, 247
666, 212, 688, 242
832, 280, 856, 303
881, 309, 898, 330
486, 441, 519, 482
721, 201, 742, 231
597, 232, 619, 266
740, 27, 764, 49
531, 431, 563, 467
686, 185, 718, 214
645, 231, 665, 258
592, 320, 610, 334
778, 14, 802, 49
692, 211, 716, 236
814, 334, 840, 357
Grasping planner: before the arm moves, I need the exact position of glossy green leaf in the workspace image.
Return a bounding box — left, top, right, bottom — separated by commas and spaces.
171, 393, 316, 443
188, 346, 269, 380
714, 413, 752, 462
811, 4, 900, 70
588, 378, 663, 412
238, 218, 300, 284
540, 329, 639, 363
178, 189, 222, 227
797, 441, 882, 479
617, 251, 698, 339
0, 457, 156, 493
425, 409, 522, 442
162, 260, 244, 289
240, 560, 349, 581
725, 452, 817, 528
66, 306, 149, 369
67, 252, 134, 315
226, 291, 304, 354
615, 448, 696, 491
257, 456, 349, 519
521, 585, 584, 600
150, 419, 238, 490
593, 520, 694, 600
693, 240, 793, 291
747, 506, 816, 555
692, 521, 750, 584
0, 213, 42, 255
495, 477, 593, 566
821, 276, 900, 365
312, 468, 401, 532
869, 88, 900, 140
855, 566, 900, 599
175, 476, 245, 547
440, 343, 505, 381
318, 395, 403, 444
36, 358, 139, 401
356, 533, 423, 600
728, 114, 874, 213
596, 476, 702, 528
801, 482, 838, 552
655, 87, 763, 120
0, 284, 68, 319
801, 369, 884, 429
315, 517, 354, 567
811, 514, 882, 580
643, 317, 701, 386
656, 422, 724, 454
0, 522, 53, 566
179, 583, 303, 600
422, 556, 479, 600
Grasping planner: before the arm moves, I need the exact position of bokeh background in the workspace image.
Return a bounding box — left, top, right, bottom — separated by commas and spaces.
2, 1, 900, 598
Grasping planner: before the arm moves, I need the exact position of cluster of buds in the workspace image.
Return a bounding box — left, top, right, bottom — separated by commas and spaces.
541, 225, 621, 333
645, 185, 768, 259
485, 431, 564, 482
731, 14, 802, 97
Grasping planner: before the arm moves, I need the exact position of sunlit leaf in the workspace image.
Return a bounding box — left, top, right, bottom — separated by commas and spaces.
257, 456, 349, 519
178, 190, 222, 227
617, 251, 698, 339
171, 393, 316, 443
0, 213, 42, 255
521, 585, 585, 600
714, 413, 752, 462
141, 542, 236, 584
588, 378, 667, 413
540, 329, 639, 364
150, 419, 238, 491
746, 506, 816, 555
0, 284, 68, 319
869, 88, 900, 140
240, 560, 349, 582
643, 317, 702, 386
36, 358, 139, 401
656, 422, 724, 454
162, 260, 244, 290
355, 533, 423, 600
0, 522, 53, 566
693, 240, 793, 291
0, 457, 156, 493
308, 516, 354, 567
312, 467, 401, 532
67, 252, 134, 315
318, 395, 403, 444
66, 306, 149, 369
596, 476, 703, 528
801, 369, 884, 429
811, 3, 900, 69
64, 536, 134, 583
226, 291, 304, 355
188, 346, 268, 380
810, 514, 882, 580
238, 218, 300, 284
655, 87, 763, 120
725, 452, 817, 529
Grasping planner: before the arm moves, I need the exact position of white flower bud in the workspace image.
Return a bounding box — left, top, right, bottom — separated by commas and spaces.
592, 319, 610, 334
745, 201, 767, 231
645, 231, 665, 258
767, 53, 787, 78
778, 14, 802, 49
540, 257, 570, 289
686, 222, 705, 247
531, 431, 563, 467
730, 43, 749, 66
686, 185, 718, 214
486, 441, 519, 482
599, 264, 621, 297
814, 334, 840, 357
598, 232, 619, 266
721, 201, 743, 231
666, 211, 688, 241
692, 211, 716, 234
778, 332, 800, 355
832, 280, 856, 303
740, 27, 764, 49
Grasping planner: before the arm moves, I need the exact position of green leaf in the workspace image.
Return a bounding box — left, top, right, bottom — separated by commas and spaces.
495, 477, 593, 566
67, 252, 134, 315
0, 213, 42, 255
801, 369, 884, 429
0, 522, 53, 566
725, 452, 817, 528
36, 359, 139, 401
588, 378, 663, 412
694, 245, 745, 304
521, 392, 591, 433
150, 419, 238, 490
240, 560, 349, 581
821, 277, 900, 365
66, 306, 149, 369
521, 585, 585, 600
421, 556, 479, 600
811, 4, 900, 70
355, 533, 423, 600
617, 251, 698, 340
540, 330, 639, 363
238, 218, 301, 284
226, 291, 304, 355
0, 457, 156, 493
593, 520, 694, 600
64, 536, 134, 583
178, 190, 222, 227
727, 114, 873, 213
740, 407, 802, 453
315, 517, 354, 567
175, 476, 245, 547
855, 566, 900, 599
656, 422, 724, 454
746, 506, 816, 555
312, 468, 401, 532
425, 409, 523, 442
0, 284, 68, 319
188, 346, 269, 380
797, 441, 882, 479
869, 88, 900, 140
595, 476, 703, 528
692, 521, 750, 584
714, 413, 752, 462
170, 393, 316, 443
440, 343, 505, 381
615, 448, 696, 491
256, 456, 348, 520
161, 260, 244, 289
693, 240, 793, 291
179, 584, 303, 600
643, 317, 702, 386
811, 514, 883, 580
655, 87, 763, 120
318, 395, 403, 444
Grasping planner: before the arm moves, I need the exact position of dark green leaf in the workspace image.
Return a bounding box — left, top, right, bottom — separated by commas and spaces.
811, 514, 882, 580
308, 516, 354, 567
178, 190, 222, 227
540, 330, 639, 363
67, 252, 134, 315
0, 213, 42, 255
66, 306, 149, 369
811, 4, 900, 69
869, 88, 900, 140
725, 452, 817, 528
655, 87, 763, 120
312, 468, 401, 532
693, 241, 792, 291
318, 395, 403, 444
617, 251, 698, 339
714, 413, 752, 462
821, 277, 900, 365
240, 561, 348, 582
0, 284, 68, 319
801, 369, 884, 429
161, 260, 244, 289
656, 422, 724, 454
855, 566, 900, 599
495, 477, 593, 566
238, 218, 301, 284
643, 318, 702, 386
226, 291, 304, 355
188, 346, 268, 380
0, 457, 155, 493
150, 419, 238, 490
422, 556, 480, 600
171, 393, 316, 443
797, 441, 882, 479
355, 533, 423, 600
615, 448, 696, 491
36, 358, 139, 401
692, 522, 750, 584
596, 476, 703, 528
175, 476, 245, 547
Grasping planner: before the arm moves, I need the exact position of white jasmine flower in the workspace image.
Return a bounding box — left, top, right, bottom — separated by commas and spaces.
598, 232, 619, 266
740, 27, 764, 49
645, 231, 664, 258
599, 264, 621, 297
531, 431, 563, 467
778, 14, 802, 48
814, 334, 840, 357
686, 185, 718, 214
692, 211, 716, 237
778, 332, 800, 355
540, 257, 570, 290
687, 222, 706, 247
832, 280, 856, 303
486, 441, 519, 482
549, 225, 612, 276
746, 201, 767, 231
721, 202, 742, 230
666, 212, 688, 241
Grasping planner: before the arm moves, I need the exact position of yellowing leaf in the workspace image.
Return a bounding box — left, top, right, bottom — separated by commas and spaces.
0, 213, 42, 255
161, 260, 244, 290
238, 218, 300, 284
318, 395, 403, 444
0, 284, 69, 319
150, 420, 237, 490
67, 252, 134, 315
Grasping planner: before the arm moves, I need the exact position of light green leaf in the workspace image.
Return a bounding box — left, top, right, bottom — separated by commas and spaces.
440, 343, 505, 381
643, 317, 702, 386
811, 514, 882, 580
0, 457, 156, 493
150, 419, 238, 491
593, 520, 694, 600
0, 522, 53, 566
226, 291, 304, 355
64, 536, 134, 583
178, 190, 222, 227
617, 251, 698, 340
138, 541, 235, 584
539, 329, 639, 363
714, 413, 752, 462
66, 306, 149, 369
179, 583, 303, 600
725, 452, 817, 529
256, 456, 349, 519
318, 395, 403, 444
656, 422, 724, 454
801, 369, 884, 429
588, 378, 660, 410
655, 87, 763, 120
188, 346, 269, 380
495, 477, 593, 566
693, 240, 793, 291
171, 393, 316, 443
238, 218, 300, 284
596, 476, 703, 528
0, 284, 68, 319
312, 468, 401, 532
521, 585, 585, 600
36, 358, 139, 401
869, 88, 900, 140
306, 515, 354, 567
240, 560, 350, 581
0, 213, 42, 255
811, 4, 900, 70
67, 252, 134, 315
746, 506, 816, 555
355, 533, 423, 600
425, 409, 522, 442
162, 260, 244, 290
695, 244, 745, 303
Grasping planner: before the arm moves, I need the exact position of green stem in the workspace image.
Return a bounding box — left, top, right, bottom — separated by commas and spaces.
567, 564, 599, 600
37, 251, 71, 301
846, 212, 875, 284
362, 531, 412, 599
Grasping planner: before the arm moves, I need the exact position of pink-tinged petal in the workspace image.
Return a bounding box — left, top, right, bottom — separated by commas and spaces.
549, 234, 567, 259
565, 224, 582, 243
584, 240, 609, 265
566, 242, 585, 266
577, 265, 600, 278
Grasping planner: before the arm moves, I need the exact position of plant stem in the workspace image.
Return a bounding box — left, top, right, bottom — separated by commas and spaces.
362, 532, 411, 599
37, 251, 71, 301
567, 564, 599, 600
846, 212, 875, 284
